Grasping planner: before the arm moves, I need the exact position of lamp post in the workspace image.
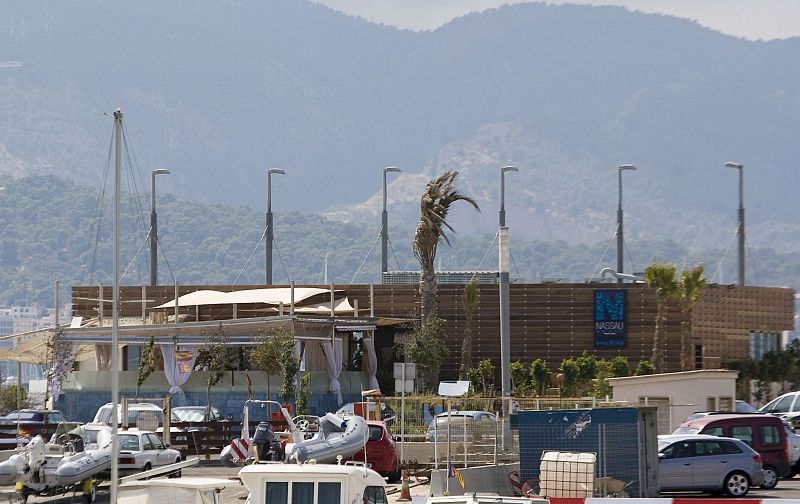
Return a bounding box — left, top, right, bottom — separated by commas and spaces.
381, 166, 401, 277
266, 168, 286, 285
150, 168, 170, 286
725, 161, 745, 286
499, 165, 518, 421
616, 164, 636, 284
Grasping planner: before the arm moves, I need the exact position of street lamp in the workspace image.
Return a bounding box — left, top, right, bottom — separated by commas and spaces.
616, 164, 636, 284
266, 168, 286, 285
150, 168, 170, 286
499, 165, 518, 423
500, 165, 519, 227
381, 166, 401, 276
725, 161, 745, 286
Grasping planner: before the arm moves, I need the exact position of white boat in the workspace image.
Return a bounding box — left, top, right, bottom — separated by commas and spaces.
284, 412, 368, 464
426, 495, 549, 504
238, 460, 387, 504
118, 477, 239, 504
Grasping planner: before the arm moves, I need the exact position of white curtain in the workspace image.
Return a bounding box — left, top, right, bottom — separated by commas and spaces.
94, 344, 111, 371
321, 337, 344, 406
160, 344, 197, 396
363, 334, 380, 391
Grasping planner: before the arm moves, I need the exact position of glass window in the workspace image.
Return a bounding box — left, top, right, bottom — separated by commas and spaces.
696, 441, 725, 456
719, 397, 733, 412
720, 441, 743, 454
369, 426, 383, 441
704, 427, 724, 437
792, 397, 800, 412
119, 434, 140, 451
147, 433, 163, 449
292, 482, 314, 504
661, 441, 693, 459
731, 426, 753, 446
707, 397, 716, 411
362, 486, 387, 504
771, 396, 794, 413
142, 435, 154, 451
266, 482, 288, 504
671, 427, 700, 435
760, 425, 781, 446
318, 482, 340, 504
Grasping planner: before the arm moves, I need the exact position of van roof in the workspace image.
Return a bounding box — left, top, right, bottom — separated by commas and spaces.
683, 413, 781, 427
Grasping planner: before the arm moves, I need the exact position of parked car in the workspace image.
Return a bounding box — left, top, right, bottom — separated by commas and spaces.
657, 434, 764, 496
425, 411, 496, 444
761, 391, 800, 429
348, 420, 401, 482
672, 413, 790, 489
0, 409, 78, 447
784, 422, 800, 478
117, 430, 183, 476
92, 402, 189, 454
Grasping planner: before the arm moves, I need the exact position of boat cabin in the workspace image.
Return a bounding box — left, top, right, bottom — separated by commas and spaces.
238, 462, 387, 504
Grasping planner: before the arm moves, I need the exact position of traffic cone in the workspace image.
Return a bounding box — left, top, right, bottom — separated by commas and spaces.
398, 470, 412, 501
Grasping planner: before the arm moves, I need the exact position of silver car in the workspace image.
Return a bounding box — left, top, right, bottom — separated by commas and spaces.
658, 434, 764, 496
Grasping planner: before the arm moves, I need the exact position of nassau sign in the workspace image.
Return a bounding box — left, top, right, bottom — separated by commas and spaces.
593, 289, 627, 347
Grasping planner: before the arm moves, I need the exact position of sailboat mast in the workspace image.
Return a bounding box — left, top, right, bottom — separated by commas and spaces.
110, 108, 122, 503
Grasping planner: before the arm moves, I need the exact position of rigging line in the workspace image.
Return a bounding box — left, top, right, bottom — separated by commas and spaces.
87, 124, 116, 285
156, 236, 176, 285
120, 122, 149, 234
623, 239, 637, 277
272, 237, 292, 284
351, 233, 381, 285
120, 234, 150, 282
233, 228, 267, 285
469, 232, 498, 284
585, 230, 616, 283
710, 226, 738, 283
387, 235, 401, 271
509, 249, 521, 278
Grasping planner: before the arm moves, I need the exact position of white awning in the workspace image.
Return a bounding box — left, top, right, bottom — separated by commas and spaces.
153, 287, 343, 309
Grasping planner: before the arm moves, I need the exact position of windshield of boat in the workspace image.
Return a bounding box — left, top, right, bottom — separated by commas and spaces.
172, 408, 208, 422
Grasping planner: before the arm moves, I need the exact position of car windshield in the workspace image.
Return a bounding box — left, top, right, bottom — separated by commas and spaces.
672, 427, 701, 435
172, 409, 207, 422
433, 415, 474, 426
118, 434, 140, 451
1, 412, 41, 421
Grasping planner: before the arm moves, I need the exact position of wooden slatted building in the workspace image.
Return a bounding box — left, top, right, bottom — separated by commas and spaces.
71, 282, 794, 378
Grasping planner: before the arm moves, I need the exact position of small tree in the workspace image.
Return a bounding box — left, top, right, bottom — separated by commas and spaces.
204, 326, 228, 420
558, 358, 580, 397
575, 351, 598, 394
510, 360, 528, 396
467, 367, 483, 395
529, 359, 549, 397
250, 327, 295, 400
0, 385, 30, 415
136, 334, 157, 398
476, 359, 495, 396
280, 334, 299, 403
609, 356, 630, 377
634, 360, 655, 376
296, 373, 312, 415
403, 317, 448, 391
459, 280, 480, 380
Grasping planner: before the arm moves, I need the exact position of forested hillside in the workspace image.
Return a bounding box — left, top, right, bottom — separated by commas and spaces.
1, 1, 799, 254
2, 176, 799, 307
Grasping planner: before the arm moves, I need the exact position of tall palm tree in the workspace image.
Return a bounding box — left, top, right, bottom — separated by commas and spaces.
413, 171, 479, 323
459, 279, 480, 379
645, 263, 679, 373
680, 264, 706, 371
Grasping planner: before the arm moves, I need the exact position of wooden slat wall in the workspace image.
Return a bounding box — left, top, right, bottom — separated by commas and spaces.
71, 282, 794, 378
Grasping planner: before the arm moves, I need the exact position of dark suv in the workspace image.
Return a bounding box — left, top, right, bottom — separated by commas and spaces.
673, 413, 789, 489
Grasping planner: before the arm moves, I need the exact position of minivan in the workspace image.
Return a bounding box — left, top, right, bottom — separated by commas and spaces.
673, 413, 789, 489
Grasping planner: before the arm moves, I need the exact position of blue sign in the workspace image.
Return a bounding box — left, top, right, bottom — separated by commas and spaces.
594, 289, 627, 347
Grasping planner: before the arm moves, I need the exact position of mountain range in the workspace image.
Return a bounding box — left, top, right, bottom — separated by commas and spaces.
1, 1, 799, 287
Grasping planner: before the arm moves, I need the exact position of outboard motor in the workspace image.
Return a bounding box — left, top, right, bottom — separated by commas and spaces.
252, 422, 281, 461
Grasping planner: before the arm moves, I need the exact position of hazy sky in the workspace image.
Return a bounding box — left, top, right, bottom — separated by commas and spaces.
315, 0, 799, 41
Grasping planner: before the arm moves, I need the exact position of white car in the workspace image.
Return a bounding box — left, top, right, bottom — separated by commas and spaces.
117, 430, 182, 476
92, 402, 189, 454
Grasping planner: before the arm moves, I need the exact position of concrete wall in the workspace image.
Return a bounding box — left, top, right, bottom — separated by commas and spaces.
608, 370, 737, 433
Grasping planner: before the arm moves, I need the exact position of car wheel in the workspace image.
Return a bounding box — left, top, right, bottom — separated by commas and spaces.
761, 465, 779, 489
724, 471, 750, 497
142, 462, 152, 480
388, 463, 401, 483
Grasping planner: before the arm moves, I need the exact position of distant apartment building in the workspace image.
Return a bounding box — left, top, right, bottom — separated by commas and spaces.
0, 304, 71, 383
